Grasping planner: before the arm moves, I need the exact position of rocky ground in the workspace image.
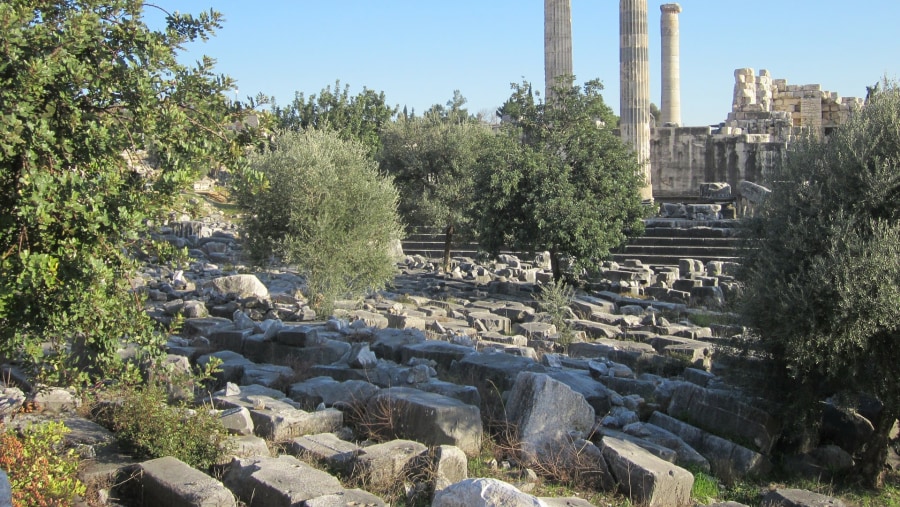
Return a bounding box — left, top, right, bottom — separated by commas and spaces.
0, 198, 884, 506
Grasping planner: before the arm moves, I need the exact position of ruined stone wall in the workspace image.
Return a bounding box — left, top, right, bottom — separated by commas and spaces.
651, 126, 782, 199
650, 68, 863, 199
730, 68, 862, 138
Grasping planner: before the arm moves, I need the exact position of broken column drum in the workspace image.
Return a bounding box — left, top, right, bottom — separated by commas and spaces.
619, 0, 652, 200
544, 0, 573, 100
660, 3, 682, 126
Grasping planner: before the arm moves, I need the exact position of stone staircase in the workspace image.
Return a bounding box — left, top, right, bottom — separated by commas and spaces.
404, 220, 746, 268
612, 219, 745, 267
402, 227, 479, 259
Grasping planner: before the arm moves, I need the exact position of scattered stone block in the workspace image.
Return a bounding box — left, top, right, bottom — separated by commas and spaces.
302, 489, 387, 507
288, 377, 379, 411
414, 379, 481, 407
138, 456, 235, 507
595, 427, 678, 463
301, 339, 352, 365
600, 437, 693, 507
761, 488, 847, 507
287, 433, 361, 473
506, 372, 594, 461
223, 455, 344, 506
349, 310, 389, 329
182, 317, 232, 338
351, 439, 428, 491
219, 406, 254, 435
541, 498, 598, 507
400, 341, 475, 371
492, 304, 536, 323
198, 350, 252, 384
622, 422, 710, 472
240, 363, 294, 388
64, 417, 136, 490
386, 313, 427, 330
514, 321, 557, 339
221, 435, 271, 462
217, 394, 342, 441
204, 274, 268, 299
432, 478, 548, 507
370, 328, 427, 363
666, 382, 779, 454
545, 369, 614, 415
450, 351, 546, 394
276, 325, 323, 347
649, 411, 770, 478
466, 311, 512, 334
0, 469, 9, 507
366, 387, 482, 455
432, 445, 468, 493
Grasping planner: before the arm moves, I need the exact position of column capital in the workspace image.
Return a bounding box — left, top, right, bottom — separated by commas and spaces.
661, 3, 682, 14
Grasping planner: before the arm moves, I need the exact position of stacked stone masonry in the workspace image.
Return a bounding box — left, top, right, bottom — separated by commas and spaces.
650, 68, 864, 200
729, 68, 862, 137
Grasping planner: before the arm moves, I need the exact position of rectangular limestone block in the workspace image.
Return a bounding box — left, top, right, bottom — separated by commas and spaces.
139, 456, 236, 507
288, 433, 361, 472
600, 437, 693, 507
352, 440, 429, 490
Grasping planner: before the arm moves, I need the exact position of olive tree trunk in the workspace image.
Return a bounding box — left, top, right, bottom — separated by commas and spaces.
442, 223, 454, 273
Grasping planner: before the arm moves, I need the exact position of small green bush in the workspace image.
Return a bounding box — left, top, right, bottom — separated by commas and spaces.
535, 281, 576, 351
235, 129, 403, 316
0, 421, 86, 506
105, 384, 227, 470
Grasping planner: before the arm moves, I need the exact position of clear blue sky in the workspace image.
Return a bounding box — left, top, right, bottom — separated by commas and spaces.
149, 1, 900, 127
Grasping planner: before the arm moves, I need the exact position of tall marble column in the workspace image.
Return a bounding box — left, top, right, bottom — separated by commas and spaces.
620, 0, 652, 200
544, 0, 573, 100
660, 3, 682, 126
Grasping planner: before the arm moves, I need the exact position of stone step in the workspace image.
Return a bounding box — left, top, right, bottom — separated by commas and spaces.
611, 253, 742, 266
626, 236, 742, 246
619, 244, 742, 257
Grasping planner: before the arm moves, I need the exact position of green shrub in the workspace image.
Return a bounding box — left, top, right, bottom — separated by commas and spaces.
105, 384, 228, 470
0, 1, 246, 385
535, 281, 576, 352
0, 421, 86, 506
739, 80, 900, 486
144, 238, 191, 270
235, 129, 403, 315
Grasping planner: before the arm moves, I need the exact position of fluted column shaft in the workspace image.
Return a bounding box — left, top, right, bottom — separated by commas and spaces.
620, 0, 652, 200
660, 4, 682, 126
544, 0, 573, 100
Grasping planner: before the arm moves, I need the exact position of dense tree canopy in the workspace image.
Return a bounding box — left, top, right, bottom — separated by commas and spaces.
379, 94, 493, 270
0, 0, 244, 383
475, 79, 645, 280
740, 81, 900, 486
271, 80, 397, 158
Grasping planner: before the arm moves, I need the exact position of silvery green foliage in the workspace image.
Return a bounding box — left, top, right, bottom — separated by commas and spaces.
237, 129, 403, 315
740, 80, 900, 485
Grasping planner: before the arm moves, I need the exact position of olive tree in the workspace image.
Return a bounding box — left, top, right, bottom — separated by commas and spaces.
379, 110, 494, 271
235, 129, 402, 315
740, 81, 900, 487
0, 0, 243, 383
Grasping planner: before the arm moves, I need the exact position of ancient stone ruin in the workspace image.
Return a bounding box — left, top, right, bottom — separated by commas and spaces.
545, 1, 865, 204
0, 204, 872, 506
